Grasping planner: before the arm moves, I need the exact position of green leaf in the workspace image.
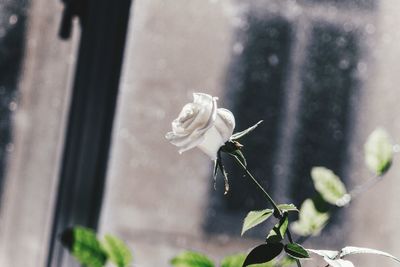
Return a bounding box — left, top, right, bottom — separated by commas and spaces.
221, 253, 287, 267
241, 209, 274, 236
339, 246, 400, 264
284, 243, 310, 259
291, 199, 329, 236
311, 167, 348, 206
277, 204, 298, 213
60, 227, 107, 267
102, 234, 132, 267
220, 253, 246, 267
243, 243, 284, 267
364, 128, 393, 175
266, 214, 288, 243
231, 121, 263, 140
171, 251, 215, 267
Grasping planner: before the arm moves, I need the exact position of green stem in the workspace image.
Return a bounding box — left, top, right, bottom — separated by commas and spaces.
349, 174, 381, 199
285, 229, 301, 267
232, 156, 302, 267
233, 157, 281, 215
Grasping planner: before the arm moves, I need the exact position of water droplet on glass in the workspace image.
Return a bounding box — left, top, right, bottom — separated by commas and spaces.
268, 54, 279, 66
336, 37, 347, 47
365, 24, 375, 35
339, 59, 350, 70
393, 144, 400, 153
233, 42, 243, 54
231, 17, 247, 29
357, 62, 367, 74
344, 22, 353, 33
9, 15, 18, 25
9, 101, 17, 111
6, 143, 14, 152
336, 194, 351, 207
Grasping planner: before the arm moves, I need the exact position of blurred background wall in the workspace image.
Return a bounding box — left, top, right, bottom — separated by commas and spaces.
99, 0, 400, 266
0, 0, 78, 265
0, 0, 400, 266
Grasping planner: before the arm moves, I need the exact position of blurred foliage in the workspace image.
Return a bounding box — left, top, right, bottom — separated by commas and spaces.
171, 251, 214, 267
61, 227, 107, 267
311, 167, 347, 206
60, 226, 132, 267
364, 128, 393, 175
59, 128, 397, 267
102, 234, 132, 267
291, 199, 329, 237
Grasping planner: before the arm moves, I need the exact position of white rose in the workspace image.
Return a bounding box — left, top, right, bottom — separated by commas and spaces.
165, 93, 235, 160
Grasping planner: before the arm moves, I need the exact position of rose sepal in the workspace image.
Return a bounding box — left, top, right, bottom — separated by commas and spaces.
213, 151, 230, 195
220, 140, 247, 167
230, 120, 263, 141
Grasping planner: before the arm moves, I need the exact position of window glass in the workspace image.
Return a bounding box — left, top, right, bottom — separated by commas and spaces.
99, 0, 400, 266
0, 0, 78, 265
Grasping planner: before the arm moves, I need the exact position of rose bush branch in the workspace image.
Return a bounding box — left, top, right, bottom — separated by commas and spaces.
165, 93, 400, 267
229, 152, 301, 267
59, 93, 400, 267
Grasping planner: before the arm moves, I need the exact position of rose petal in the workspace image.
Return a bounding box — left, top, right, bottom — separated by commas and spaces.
196, 126, 224, 160
172, 103, 199, 134
165, 131, 205, 154
166, 93, 234, 159
215, 108, 235, 142
185, 93, 216, 133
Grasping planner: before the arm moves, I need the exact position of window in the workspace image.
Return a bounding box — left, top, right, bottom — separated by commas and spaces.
1, 1, 400, 267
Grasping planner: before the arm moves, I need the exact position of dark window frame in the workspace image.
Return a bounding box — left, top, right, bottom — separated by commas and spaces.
47, 0, 133, 266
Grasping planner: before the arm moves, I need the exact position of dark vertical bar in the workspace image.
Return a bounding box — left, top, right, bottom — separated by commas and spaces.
0, 0, 28, 203
47, 0, 133, 266
289, 23, 360, 205
224, 17, 292, 212
204, 15, 292, 237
